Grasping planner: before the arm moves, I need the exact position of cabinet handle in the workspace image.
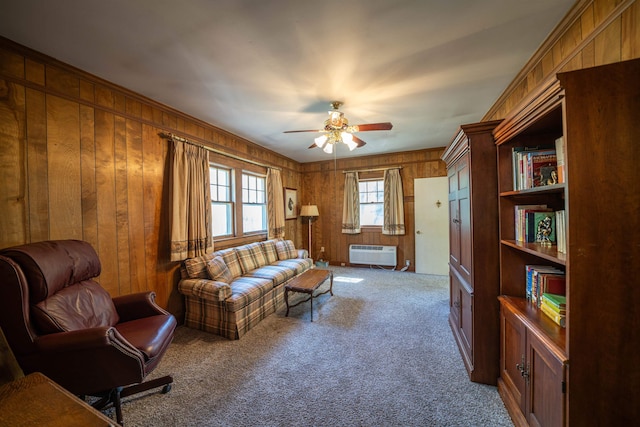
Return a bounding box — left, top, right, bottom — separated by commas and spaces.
452, 218, 460, 224
516, 356, 525, 374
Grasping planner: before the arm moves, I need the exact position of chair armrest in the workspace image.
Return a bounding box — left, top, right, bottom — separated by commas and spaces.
113, 292, 168, 322
35, 327, 140, 359
297, 249, 309, 259
178, 278, 232, 302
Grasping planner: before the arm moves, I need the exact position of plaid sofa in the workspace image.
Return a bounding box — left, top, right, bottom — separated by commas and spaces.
178, 239, 313, 339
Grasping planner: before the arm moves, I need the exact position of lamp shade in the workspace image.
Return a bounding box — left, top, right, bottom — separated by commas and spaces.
300, 205, 319, 217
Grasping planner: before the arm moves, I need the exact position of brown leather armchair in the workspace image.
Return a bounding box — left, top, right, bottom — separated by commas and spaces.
0, 240, 177, 425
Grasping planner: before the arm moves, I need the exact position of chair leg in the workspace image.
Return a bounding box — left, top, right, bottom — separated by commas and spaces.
91, 376, 172, 425
113, 387, 124, 426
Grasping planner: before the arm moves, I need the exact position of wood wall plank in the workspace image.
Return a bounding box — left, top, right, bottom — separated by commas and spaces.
80, 104, 99, 251
0, 80, 26, 246
94, 109, 119, 297
46, 95, 82, 240
126, 118, 146, 294
26, 88, 49, 242
114, 115, 131, 295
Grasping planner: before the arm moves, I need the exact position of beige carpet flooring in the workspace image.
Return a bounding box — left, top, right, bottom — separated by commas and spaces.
114, 267, 513, 427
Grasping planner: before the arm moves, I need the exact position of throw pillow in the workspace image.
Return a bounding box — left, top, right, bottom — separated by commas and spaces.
206, 256, 233, 283
275, 240, 297, 260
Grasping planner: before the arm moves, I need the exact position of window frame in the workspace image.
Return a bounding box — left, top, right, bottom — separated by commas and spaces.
241, 171, 267, 235
358, 177, 385, 228
209, 165, 234, 238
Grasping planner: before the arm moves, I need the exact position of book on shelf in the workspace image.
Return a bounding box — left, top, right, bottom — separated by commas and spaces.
514, 205, 549, 243
541, 293, 566, 309
555, 136, 566, 184
555, 210, 566, 253
540, 300, 566, 327
541, 293, 566, 315
529, 150, 557, 187
525, 265, 564, 303
511, 147, 556, 190
527, 211, 556, 244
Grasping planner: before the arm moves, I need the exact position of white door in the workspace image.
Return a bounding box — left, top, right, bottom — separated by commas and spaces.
414, 177, 449, 275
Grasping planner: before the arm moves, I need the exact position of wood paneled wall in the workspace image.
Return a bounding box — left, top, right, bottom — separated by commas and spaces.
485, 0, 640, 121
299, 149, 446, 270
0, 38, 302, 319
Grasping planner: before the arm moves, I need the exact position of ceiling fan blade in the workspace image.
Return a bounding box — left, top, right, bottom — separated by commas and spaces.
308, 142, 318, 149
283, 129, 324, 133
352, 122, 393, 132
353, 135, 367, 147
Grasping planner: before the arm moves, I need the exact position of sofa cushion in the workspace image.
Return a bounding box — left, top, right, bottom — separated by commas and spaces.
184, 253, 216, 279
215, 248, 243, 279
245, 264, 296, 286
275, 240, 297, 260
225, 276, 274, 312
206, 256, 233, 283
236, 242, 268, 274
260, 240, 279, 264
274, 258, 314, 275
32, 280, 120, 334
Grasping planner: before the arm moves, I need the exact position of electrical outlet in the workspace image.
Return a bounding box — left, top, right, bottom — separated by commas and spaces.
406, 260, 411, 266
321, 247, 325, 252
341, 263, 346, 266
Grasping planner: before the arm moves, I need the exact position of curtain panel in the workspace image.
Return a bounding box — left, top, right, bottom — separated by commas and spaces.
169, 140, 213, 261
383, 168, 405, 235
267, 168, 285, 239
342, 172, 361, 234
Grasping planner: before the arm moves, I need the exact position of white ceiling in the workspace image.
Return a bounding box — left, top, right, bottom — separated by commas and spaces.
1, 0, 575, 163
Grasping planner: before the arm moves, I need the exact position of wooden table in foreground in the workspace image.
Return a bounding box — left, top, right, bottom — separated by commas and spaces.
284, 268, 333, 322
0, 372, 116, 426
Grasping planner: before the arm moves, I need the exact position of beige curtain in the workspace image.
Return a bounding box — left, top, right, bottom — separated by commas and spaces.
342, 172, 361, 234
267, 168, 285, 239
383, 168, 405, 235
169, 139, 213, 261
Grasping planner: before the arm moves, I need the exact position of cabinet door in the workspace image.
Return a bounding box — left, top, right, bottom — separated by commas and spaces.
455, 155, 472, 287
459, 283, 474, 363
449, 267, 461, 326
527, 331, 566, 427
447, 163, 461, 271
500, 305, 527, 413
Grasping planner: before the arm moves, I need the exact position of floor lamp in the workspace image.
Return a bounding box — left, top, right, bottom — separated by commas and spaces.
300, 204, 319, 260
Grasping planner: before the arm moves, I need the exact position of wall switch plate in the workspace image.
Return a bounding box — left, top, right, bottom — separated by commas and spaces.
321, 247, 325, 252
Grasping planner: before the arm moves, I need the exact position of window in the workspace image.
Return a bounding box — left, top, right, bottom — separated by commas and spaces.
359, 179, 384, 226
210, 166, 233, 237
242, 173, 267, 233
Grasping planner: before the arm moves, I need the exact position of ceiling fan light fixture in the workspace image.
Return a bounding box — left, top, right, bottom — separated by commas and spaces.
342, 132, 358, 151
314, 135, 328, 148
322, 142, 333, 154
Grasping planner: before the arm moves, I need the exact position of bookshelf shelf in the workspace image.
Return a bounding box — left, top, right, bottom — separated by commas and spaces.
494, 59, 640, 427
501, 240, 566, 265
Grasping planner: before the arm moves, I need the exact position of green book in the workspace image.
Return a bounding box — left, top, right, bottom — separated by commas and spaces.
542, 293, 566, 309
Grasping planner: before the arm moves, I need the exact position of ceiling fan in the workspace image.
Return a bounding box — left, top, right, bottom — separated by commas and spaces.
284, 101, 393, 154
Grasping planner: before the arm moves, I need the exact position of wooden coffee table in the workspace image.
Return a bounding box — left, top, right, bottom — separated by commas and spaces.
284, 268, 333, 321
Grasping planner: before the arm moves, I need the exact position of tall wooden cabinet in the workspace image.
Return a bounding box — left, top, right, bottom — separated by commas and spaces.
494, 58, 640, 426
442, 120, 502, 385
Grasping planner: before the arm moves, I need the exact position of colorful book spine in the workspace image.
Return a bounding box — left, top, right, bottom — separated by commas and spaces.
540, 301, 566, 327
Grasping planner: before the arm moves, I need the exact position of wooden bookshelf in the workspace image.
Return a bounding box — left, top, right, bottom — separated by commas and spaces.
493, 58, 640, 427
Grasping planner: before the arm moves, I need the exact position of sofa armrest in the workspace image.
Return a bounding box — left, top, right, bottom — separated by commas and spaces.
297, 249, 309, 259
113, 292, 169, 321
178, 278, 232, 302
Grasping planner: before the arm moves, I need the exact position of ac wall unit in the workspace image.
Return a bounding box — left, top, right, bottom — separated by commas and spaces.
349, 245, 397, 267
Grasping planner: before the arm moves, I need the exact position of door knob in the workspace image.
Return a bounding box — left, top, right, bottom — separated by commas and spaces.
416, 230, 422, 234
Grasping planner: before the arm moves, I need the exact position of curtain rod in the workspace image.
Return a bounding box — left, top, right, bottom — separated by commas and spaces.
342, 166, 403, 174
160, 132, 281, 171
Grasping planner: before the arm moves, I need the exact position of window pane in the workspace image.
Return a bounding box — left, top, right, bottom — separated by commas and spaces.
361, 203, 384, 226
212, 203, 232, 236
243, 205, 266, 233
